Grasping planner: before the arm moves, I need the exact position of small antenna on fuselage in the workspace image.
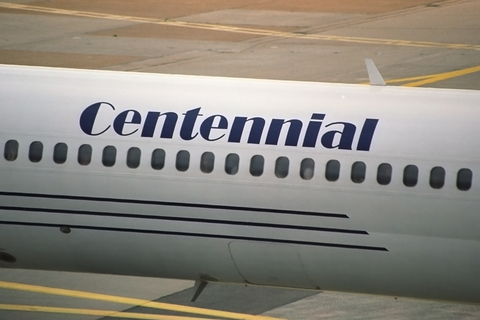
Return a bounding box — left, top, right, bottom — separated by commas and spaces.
365, 58, 386, 86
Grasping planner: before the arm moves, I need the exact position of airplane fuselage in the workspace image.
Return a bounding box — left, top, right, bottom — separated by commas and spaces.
1, 65, 479, 303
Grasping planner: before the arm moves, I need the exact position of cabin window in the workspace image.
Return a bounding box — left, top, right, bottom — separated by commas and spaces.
176, 150, 190, 172
127, 147, 141, 168
377, 163, 392, 185
300, 158, 314, 180
225, 153, 239, 175
351, 161, 366, 183
151, 148, 165, 170
4, 140, 19, 161
403, 165, 418, 187
275, 156, 289, 178
53, 143, 68, 164
325, 160, 340, 181
200, 152, 215, 173
102, 146, 117, 167
250, 155, 264, 177
29, 141, 43, 163
429, 166, 445, 189
457, 168, 472, 191
78, 144, 92, 165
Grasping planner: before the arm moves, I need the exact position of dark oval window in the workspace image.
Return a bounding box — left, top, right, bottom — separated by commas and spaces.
275, 156, 289, 178
300, 158, 314, 180
351, 161, 366, 183
127, 147, 141, 168
250, 155, 264, 177
430, 166, 445, 189
102, 146, 117, 167
78, 144, 92, 166
403, 165, 418, 187
325, 160, 340, 182
377, 163, 392, 185
53, 142, 68, 164
225, 153, 239, 175
200, 152, 215, 173
457, 168, 472, 191
151, 149, 165, 170
4, 140, 19, 161
29, 141, 43, 163
176, 150, 190, 172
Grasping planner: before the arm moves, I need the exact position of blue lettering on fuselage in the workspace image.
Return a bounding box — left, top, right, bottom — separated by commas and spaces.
79, 102, 379, 151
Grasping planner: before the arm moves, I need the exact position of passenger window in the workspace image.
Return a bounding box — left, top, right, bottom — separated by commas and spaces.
4, 140, 19, 161
250, 155, 264, 177
457, 168, 472, 191
403, 165, 418, 187
351, 161, 366, 183
151, 148, 165, 170
102, 146, 117, 167
377, 163, 392, 185
29, 141, 43, 163
429, 166, 445, 189
325, 160, 340, 181
78, 144, 92, 165
53, 142, 68, 164
300, 158, 314, 180
275, 156, 289, 178
225, 153, 239, 175
200, 152, 215, 173
127, 147, 141, 169
176, 150, 190, 172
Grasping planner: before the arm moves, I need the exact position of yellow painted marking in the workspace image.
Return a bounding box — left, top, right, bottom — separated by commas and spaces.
361, 64, 480, 87
0, 304, 220, 320
0, 281, 285, 320
1, 2, 479, 51
384, 75, 433, 84
402, 64, 480, 87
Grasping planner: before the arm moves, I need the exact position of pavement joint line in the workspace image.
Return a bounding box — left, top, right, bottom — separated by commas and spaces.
0, 2, 479, 51
0, 281, 286, 320
0, 304, 229, 320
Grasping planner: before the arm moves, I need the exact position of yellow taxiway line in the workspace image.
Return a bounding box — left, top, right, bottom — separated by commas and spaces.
0, 2, 479, 51
400, 64, 480, 87
361, 64, 480, 87
0, 281, 285, 320
0, 304, 238, 320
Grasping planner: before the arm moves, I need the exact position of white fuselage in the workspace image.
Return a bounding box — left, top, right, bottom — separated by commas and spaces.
0, 65, 479, 303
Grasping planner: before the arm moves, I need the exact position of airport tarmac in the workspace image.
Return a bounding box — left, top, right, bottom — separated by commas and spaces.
1, 0, 480, 319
